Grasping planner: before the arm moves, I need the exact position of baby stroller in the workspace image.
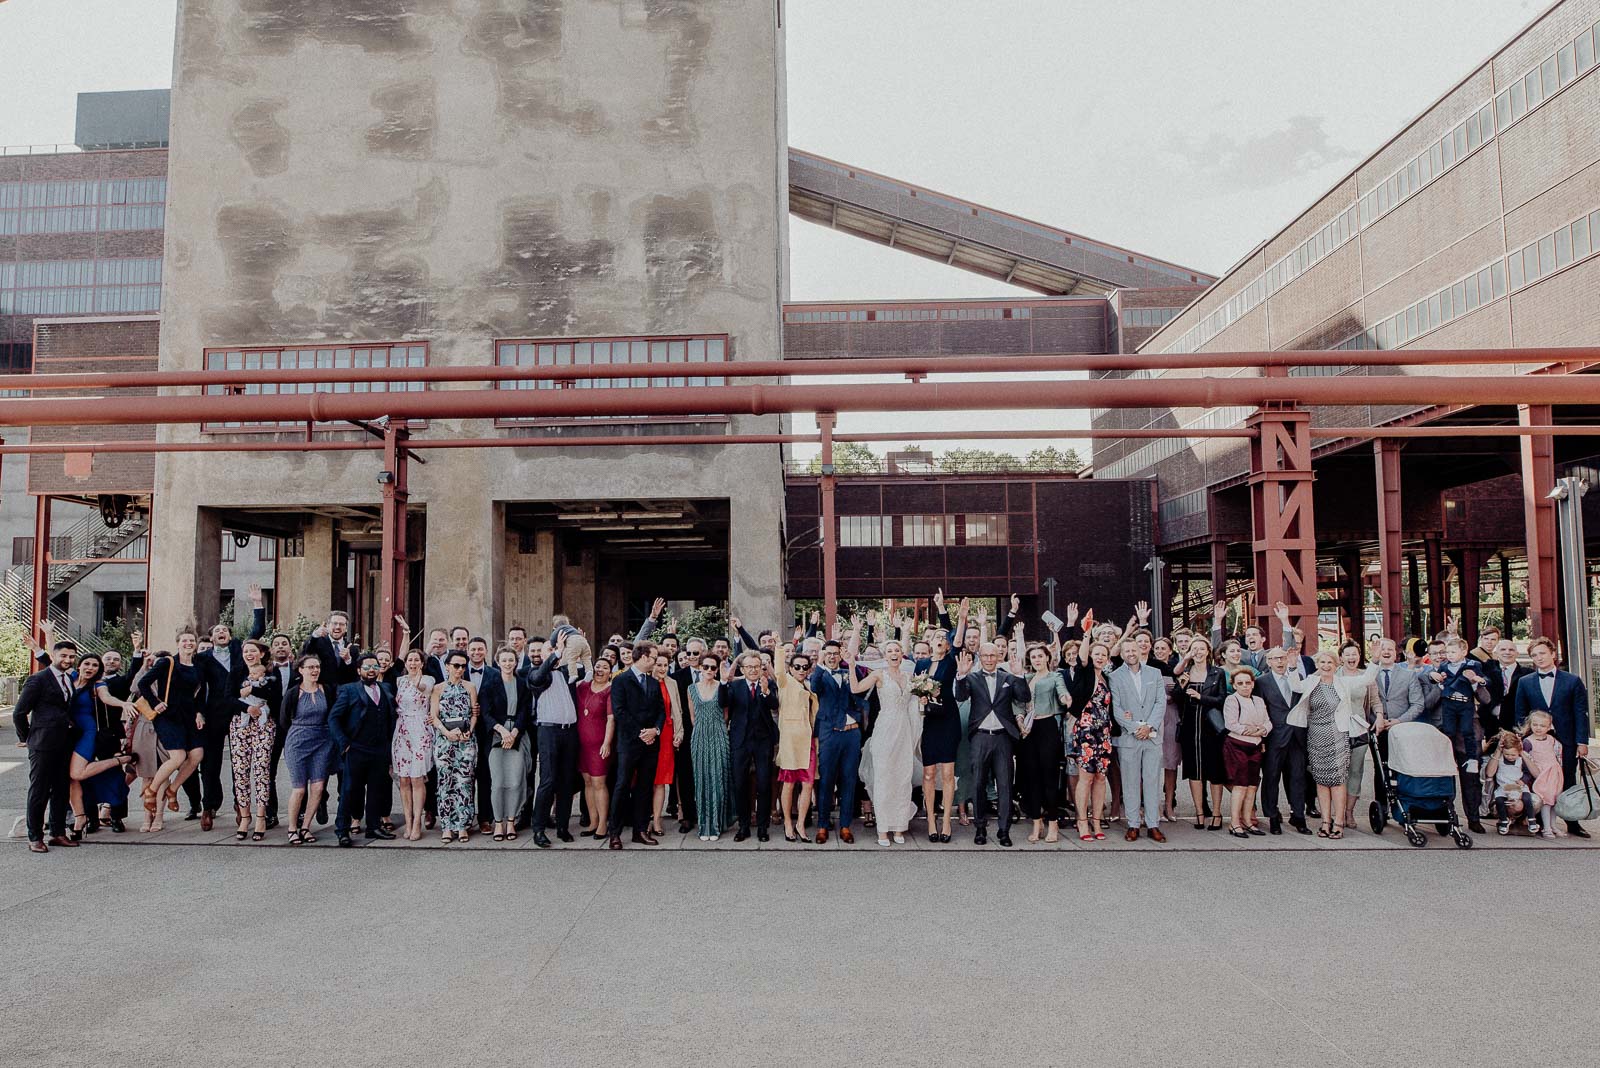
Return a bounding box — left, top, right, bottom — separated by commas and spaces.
1367, 722, 1473, 849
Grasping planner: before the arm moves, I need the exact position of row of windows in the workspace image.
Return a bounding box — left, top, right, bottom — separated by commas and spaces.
782, 306, 1033, 323
219, 534, 277, 563
0, 178, 166, 235
1096, 406, 1253, 480
1158, 16, 1600, 357
1157, 489, 1207, 526
838, 513, 1009, 548
1121, 306, 1182, 328
495, 336, 727, 389
0, 257, 162, 315
202, 344, 428, 430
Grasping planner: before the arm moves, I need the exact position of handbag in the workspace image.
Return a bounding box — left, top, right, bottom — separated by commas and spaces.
133, 658, 174, 722
1554, 761, 1600, 823
1204, 685, 1227, 735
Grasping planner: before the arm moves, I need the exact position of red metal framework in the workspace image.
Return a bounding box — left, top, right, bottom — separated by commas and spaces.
1247, 407, 1316, 647
1374, 441, 1405, 642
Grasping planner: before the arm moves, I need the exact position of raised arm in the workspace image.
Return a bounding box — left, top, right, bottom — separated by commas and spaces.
247, 584, 267, 640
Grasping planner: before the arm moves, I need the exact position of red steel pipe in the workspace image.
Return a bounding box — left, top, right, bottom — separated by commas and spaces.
7, 375, 1600, 428
1, 347, 1597, 393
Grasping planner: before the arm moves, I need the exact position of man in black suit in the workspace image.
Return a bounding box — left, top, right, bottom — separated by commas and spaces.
727, 650, 781, 842
263, 632, 298, 828
14, 640, 82, 853
1485, 637, 1535, 732
421, 628, 450, 683
303, 610, 359, 688
606, 642, 667, 848
184, 592, 266, 829
462, 636, 496, 832
1515, 635, 1593, 837
328, 653, 398, 846
1257, 646, 1311, 835
953, 642, 1028, 846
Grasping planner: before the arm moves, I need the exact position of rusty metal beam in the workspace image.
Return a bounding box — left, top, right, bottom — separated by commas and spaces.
1248, 408, 1316, 647
12, 374, 1600, 428
30, 495, 50, 643
3, 347, 1599, 393
1373, 441, 1404, 641
378, 425, 410, 654
817, 412, 839, 633
1520, 404, 1560, 640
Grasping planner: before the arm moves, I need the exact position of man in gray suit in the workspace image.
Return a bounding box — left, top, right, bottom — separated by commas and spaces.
1257, 646, 1310, 835
1372, 638, 1426, 726
954, 643, 1028, 847
1109, 638, 1167, 842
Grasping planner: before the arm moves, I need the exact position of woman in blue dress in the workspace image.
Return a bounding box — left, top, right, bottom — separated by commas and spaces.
66, 653, 138, 839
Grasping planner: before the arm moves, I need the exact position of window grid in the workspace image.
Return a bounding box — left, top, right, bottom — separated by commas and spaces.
900, 515, 954, 547
782, 306, 1033, 324
838, 515, 892, 547
960, 514, 1009, 546
0, 177, 166, 236
494, 333, 728, 424
201, 343, 428, 431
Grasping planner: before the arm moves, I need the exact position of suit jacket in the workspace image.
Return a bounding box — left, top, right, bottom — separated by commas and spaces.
329, 680, 397, 754
954, 668, 1027, 740
423, 653, 448, 684
1487, 662, 1535, 731
1256, 669, 1302, 749
808, 665, 864, 734
1373, 662, 1426, 724
479, 670, 533, 736
1108, 663, 1165, 747
205, 607, 267, 697
13, 667, 77, 752
1514, 670, 1590, 753
196, 653, 234, 721
611, 667, 666, 736
726, 676, 780, 751
302, 633, 359, 688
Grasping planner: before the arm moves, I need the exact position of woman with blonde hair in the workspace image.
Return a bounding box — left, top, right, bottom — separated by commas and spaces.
1289, 646, 1378, 839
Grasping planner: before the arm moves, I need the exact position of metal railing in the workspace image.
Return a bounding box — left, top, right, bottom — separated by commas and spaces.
784, 458, 1084, 476
0, 142, 167, 156
0, 569, 110, 654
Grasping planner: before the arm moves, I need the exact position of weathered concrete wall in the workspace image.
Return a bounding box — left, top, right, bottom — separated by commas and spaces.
151, 0, 789, 637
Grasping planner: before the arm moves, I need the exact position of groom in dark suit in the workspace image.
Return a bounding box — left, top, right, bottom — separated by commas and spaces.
607, 643, 667, 848
1515, 635, 1593, 837
329, 653, 399, 846
727, 651, 780, 842
14, 640, 82, 853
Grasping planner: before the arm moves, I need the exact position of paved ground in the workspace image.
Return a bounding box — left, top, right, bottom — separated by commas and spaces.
4, 725, 1597, 1067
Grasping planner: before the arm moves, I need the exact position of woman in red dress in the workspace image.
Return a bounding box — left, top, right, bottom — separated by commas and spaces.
576, 658, 617, 839
651, 656, 685, 836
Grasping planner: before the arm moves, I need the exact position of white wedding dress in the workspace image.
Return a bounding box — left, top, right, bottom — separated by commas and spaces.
863, 668, 922, 834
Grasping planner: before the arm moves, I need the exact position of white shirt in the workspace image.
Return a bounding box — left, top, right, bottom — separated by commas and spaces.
52, 667, 72, 701
978, 671, 1001, 731
213, 646, 231, 674
537, 669, 577, 726
1269, 670, 1293, 704
1129, 667, 1144, 701
1540, 671, 1556, 705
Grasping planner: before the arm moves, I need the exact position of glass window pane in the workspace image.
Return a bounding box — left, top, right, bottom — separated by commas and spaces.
1466, 118, 1480, 152
1541, 55, 1558, 97
1574, 215, 1592, 260
1428, 293, 1441, 329
1490, 261, 1506, 298
1465, 274, 1481, 309
1439, 285, 1453, 321
1525, 69, 1543, 108
1496, 92, 1512, 129
1508, 253, 1524, 290
1559, 43, 1576, 86
1538, 234, 1556, 275
1577, 29, 1595, 74
1524, 244, 1540, 282
1451, 281, 1467, 315
1556, 226, 1572, 268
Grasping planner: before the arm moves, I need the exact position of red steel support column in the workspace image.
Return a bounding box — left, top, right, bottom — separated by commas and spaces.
818, 412, 839, 634
1451, 548, 1485, 642
30, 494, 51, 643
379, 426, 411, 653
1374, 441, 1405, 641
1342, 551, 1365, 646
1519, 404, 1560, 640
1248, 407, 1317, 648
1209, 539, 1229, 602
1424, 535, 1447, 638
1406, 552, 1424, 638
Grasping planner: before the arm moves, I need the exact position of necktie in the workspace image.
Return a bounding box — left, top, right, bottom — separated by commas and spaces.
366, 685, 380, 704
749, 681, 757, 700
59, 672, 71, 702
1380, 669, 1390, 699
1277, 674, 1291, 703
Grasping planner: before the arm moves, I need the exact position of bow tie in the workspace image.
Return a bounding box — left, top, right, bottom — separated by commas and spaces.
1539, 672, 1556, 679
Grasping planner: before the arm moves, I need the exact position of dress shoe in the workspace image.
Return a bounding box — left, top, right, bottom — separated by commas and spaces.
1468, 820, 1487, 835
108, 817, 126, 833
1269, 816, 1282, 835
974, 830, 988, 845
757, 830, 770, 843
28, 840, 47, 854
814, 827, 829, 845
265, 816, 279, 830
1306, 804, 1321, 819
1148, 828, 1167, 843
631, 831, 659, 846
1569, 822, 1592, 839
315, 800, 328, 824
200, 810, 214, 832
608, 835, 623, 850
337, 835, 353, 848
734, 830, 749, 843
839, 828, 854, 844
532, 832, 552, 848
185, 810, 202, 822
47, 835, 79, 847
677, 820, 691, 834
556, 829, 574, 843
1290, 818, 1311, 835
1124, 828, 1140, 842
365, 828, 396, 840
996, 833, 1012, 847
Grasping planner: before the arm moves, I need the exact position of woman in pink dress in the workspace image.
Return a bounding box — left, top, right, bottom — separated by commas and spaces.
391, 649, 435, 841
576, 657, 617, 839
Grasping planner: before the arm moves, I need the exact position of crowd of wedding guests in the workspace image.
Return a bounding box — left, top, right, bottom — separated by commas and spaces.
11, 587, 1593, 853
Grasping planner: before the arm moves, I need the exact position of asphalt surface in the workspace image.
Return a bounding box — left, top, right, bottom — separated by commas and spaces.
3, 725, 1597, 1067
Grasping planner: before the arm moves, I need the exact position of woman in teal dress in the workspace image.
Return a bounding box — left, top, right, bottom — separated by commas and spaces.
429, 655, 479, 843
687, 655, 731, 841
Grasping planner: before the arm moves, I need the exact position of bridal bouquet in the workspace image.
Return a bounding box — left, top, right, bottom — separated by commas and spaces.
908, 675, 941, 701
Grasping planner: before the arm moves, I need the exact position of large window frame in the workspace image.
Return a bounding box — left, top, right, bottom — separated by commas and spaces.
492, 333, 730, 427
200, 342, 429, 433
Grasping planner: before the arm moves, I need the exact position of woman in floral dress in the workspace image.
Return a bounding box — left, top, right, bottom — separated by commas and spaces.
429, 653, 479, 843
392, 649, 435, 841
1068, 639, 1115, 841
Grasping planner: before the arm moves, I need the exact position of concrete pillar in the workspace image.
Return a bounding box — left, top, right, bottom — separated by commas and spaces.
274, 515, 336, 628
192, 509, 224, 632
149, 504, 223, 638
726, 449, 785, 633
424, 500, 497, 636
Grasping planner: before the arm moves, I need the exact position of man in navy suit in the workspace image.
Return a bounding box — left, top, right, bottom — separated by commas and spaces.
606, 642, 667, 848
1515, 635, 1593, 838
329, 653, 398, 846
14, 640, 82, 853
809, 640, 864, 845
727, 651, 780, 842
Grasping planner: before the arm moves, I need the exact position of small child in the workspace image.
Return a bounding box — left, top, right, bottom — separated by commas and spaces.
1522, 711, 1566, 839
1487, 731, 1541, 836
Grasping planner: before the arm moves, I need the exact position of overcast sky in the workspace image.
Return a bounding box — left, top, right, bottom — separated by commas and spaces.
0, 0, 1546, 460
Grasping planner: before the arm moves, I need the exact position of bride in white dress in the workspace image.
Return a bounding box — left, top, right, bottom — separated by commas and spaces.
853, 640, 924, 845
